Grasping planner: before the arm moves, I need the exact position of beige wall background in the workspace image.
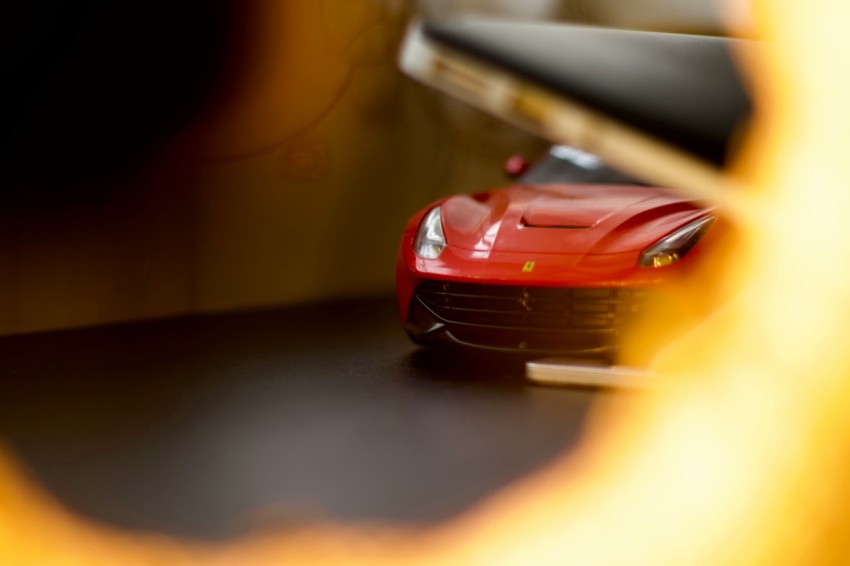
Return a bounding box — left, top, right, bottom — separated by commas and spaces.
0, 0, 722, 337
0, 0, 542, 336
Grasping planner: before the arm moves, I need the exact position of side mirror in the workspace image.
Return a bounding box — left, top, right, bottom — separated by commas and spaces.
503, 154, 530, 178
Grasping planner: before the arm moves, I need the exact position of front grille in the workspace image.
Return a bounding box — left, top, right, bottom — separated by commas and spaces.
410, 280, 655, 354
416, 281, 652, 330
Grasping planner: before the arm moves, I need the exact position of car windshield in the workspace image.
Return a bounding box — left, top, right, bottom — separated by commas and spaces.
518, 145, 646, 185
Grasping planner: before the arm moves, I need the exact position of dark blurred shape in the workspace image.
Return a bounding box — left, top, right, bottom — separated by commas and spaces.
0, 0, 244, 208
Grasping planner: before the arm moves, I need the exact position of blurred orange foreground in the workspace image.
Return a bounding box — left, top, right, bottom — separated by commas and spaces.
4, 1, 850, 564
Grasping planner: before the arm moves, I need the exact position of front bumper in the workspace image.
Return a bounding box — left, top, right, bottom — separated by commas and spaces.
403, 280, 656, 358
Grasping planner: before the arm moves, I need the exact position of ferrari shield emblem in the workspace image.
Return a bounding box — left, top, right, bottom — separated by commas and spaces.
522, 261, 535, 273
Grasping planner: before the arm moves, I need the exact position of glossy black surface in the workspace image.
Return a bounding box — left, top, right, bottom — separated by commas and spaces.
0, 296, 609, 540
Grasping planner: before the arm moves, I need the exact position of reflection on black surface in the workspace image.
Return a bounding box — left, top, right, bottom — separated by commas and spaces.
0, 296, 605, 539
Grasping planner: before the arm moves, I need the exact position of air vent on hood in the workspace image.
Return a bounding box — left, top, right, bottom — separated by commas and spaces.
520, 218, 586, 229
521, 206, 613, 229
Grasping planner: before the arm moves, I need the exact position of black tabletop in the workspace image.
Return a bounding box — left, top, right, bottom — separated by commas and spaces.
0, 295, 616, 540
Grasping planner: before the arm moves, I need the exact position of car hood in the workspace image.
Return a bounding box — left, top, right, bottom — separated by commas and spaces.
440, 183, 710, 255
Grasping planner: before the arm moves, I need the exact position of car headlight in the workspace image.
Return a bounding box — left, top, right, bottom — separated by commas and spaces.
639, 215, 715, 268
414, 206, 446, 259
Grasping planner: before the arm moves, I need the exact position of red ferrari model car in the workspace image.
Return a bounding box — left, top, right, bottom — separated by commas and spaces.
396, 145, 717, 359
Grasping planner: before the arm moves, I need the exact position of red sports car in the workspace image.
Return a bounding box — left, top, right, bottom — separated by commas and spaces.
396, 145, 718, 359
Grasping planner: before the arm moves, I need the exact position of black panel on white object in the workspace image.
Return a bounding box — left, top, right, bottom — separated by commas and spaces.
423, 19, 752, 167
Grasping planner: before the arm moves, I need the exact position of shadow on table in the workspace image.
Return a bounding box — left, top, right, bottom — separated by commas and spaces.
403, 348, 531, 385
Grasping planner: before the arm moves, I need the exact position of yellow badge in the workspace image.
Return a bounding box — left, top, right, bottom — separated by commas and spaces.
522, 261, 535, 273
